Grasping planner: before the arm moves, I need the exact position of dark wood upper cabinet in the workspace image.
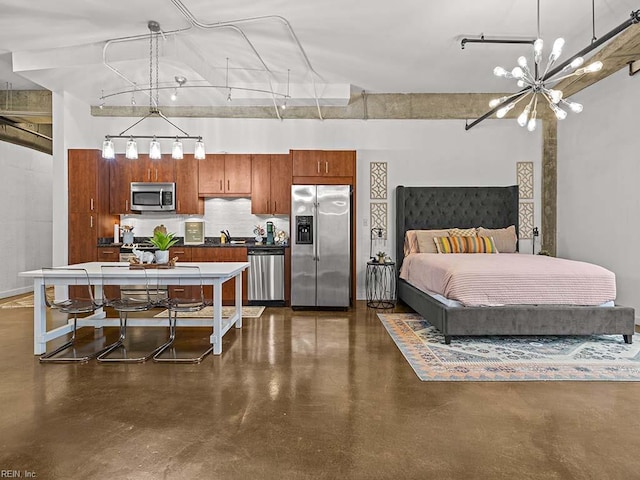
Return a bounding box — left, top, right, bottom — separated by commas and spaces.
291, 150, 355, 178
199, 154, 251, 196
130, 154, 175, 182
109, 154, 131, 214
251, 154, 291, 215
175, 154, 204, 215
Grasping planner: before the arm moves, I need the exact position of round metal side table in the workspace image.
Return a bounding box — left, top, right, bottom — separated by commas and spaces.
366, 261, 397, 309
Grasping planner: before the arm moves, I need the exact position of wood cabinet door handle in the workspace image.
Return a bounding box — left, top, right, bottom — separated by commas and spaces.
219, 179, 222, 190
125, 200, 129, 211
155, 169, 158, 181
90, 215, 94, 228
174, 250, 185, 255
177, 200, 181, 211
325, 161, 328, 174
274, 201, 277, 212
227, 179, 230, 190
317, 161, 320, 174
101, 250, 115, 254
90, 198, 94, 211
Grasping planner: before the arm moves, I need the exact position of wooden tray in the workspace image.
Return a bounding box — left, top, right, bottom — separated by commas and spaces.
129, 257, 177, 269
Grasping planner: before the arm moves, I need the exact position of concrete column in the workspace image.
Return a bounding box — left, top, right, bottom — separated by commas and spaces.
541, 116, 557, 256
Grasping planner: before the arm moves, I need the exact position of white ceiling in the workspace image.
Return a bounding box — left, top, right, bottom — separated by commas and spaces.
0, 0, 637, 107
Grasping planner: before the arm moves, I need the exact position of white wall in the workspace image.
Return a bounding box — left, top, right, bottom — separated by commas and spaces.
0, 141, 52, 298
558, 69, 640, 322
55, 97, 542, 299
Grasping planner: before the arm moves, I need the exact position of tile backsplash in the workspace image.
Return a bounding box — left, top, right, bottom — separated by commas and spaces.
120, 197, 290, 240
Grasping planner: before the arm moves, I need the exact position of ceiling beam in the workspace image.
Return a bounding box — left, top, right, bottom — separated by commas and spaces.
0, 90, 52, 153
555, 22, 640, 97
92, 93, 519, 121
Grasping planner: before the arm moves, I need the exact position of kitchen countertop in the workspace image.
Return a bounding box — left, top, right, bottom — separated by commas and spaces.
98, 237, 289, 248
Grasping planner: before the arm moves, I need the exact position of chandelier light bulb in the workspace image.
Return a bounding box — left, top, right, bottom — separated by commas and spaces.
125, 137, 138, 160
550, 38, 565, 61
517, 56, 528, 68
584, 61, 603, 73
517, 79, 525, 87
533, 39, 544, 62
570, 57, 584, 69
496, 102, 515, 118
489, 96, 507, 108
565, 100, 583, 113
527, 117, 537, 132
493, 66, 509, 77
550, 103, 568, 120
171, 138, 183, 159
517, 106, 530, 127
149, 137, 162, 160
194, 137, 205, 160
102, 137, 115, 160
170, 89, 178, 101
511, 67, 524, 79
548, 89, 563, 104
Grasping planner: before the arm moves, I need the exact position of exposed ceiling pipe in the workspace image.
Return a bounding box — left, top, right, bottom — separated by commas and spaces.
170, 0, 283, 120
102, 25, 193, 109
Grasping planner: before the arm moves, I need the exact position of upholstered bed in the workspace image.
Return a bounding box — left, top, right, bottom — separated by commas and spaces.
395, 185, 635, 344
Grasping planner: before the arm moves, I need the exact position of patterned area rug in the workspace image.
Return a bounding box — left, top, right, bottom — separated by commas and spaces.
378, 313, 640, 381
0, 293, 40, 309
154, 306, 265, 318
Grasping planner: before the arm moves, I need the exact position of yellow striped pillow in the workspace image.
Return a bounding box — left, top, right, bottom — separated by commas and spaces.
434, 236, 467, 253
465, 236, 498, 253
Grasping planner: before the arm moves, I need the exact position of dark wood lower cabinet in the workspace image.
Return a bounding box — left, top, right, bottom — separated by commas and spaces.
190, 247, 248, 305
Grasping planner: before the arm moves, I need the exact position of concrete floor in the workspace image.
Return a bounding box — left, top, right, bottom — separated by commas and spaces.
1, 300, 639, 480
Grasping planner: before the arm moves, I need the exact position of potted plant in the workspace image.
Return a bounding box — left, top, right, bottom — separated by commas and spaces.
148, 230, 179, 264
376, 251, 387, 264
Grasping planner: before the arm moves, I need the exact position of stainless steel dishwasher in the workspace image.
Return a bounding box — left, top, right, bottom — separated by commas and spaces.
247, 247, 285, 306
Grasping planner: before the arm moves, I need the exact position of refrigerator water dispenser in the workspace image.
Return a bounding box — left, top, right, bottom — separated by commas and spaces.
296, 216, 313, 244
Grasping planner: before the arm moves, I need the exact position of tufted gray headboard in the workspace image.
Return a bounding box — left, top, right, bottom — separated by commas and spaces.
395, 185, 519, 270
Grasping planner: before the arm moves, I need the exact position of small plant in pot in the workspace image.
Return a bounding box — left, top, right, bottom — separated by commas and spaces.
148, 230, 179, 264
376, 251, 387, 264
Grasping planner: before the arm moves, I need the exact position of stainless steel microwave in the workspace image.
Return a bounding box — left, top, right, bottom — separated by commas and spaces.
130, 182, 176, 212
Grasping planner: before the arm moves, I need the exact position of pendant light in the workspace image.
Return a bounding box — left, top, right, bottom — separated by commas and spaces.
101, 21, 205, 159
125, 137, 138, 159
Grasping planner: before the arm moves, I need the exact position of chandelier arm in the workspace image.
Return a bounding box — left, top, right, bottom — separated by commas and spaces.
460, 37, 536, 49
542, 9, 640, 82
118, 111, 156, 136
465, 89, 530, 130
156, 111, 191, 136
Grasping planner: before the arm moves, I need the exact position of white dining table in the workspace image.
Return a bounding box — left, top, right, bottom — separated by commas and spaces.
18, 261, 249, 356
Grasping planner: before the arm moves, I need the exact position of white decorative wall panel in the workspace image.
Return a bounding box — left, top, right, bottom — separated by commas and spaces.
370, 162, 387, 199
370, 202, 387, 239
519, 202, 534, 239
517, 162, 534, 199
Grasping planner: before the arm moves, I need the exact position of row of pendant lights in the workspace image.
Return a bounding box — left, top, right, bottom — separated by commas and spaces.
101, 136, 205, 160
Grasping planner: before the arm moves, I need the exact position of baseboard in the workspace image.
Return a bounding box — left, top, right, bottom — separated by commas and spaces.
0, 286, 33, 300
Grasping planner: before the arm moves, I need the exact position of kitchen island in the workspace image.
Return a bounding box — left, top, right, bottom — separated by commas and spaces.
19, 261, 249, 356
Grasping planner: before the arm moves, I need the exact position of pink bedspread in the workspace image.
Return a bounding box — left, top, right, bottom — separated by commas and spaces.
399, 253, 616, 307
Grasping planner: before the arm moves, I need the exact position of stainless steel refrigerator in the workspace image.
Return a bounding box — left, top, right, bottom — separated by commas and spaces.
291, 185, 351, 308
